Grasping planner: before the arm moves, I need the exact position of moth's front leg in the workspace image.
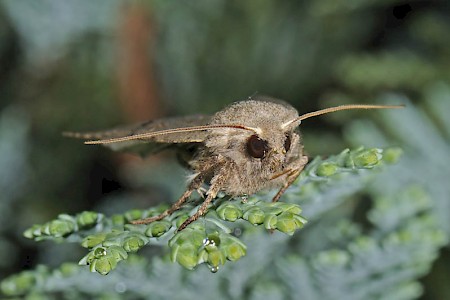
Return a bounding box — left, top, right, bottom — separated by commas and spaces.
130, 170, 209, 225
177, 162, 230, 231
271, 155, 308, 202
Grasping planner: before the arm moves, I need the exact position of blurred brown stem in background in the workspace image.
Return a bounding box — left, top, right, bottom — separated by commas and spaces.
117, 2, 163, 123
116, 3, 165, 165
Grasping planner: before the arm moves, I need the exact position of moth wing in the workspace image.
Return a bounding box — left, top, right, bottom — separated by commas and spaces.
64, 114, 211, 154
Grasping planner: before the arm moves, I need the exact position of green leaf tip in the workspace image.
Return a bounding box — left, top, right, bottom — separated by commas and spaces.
169, 227, 247, 271
145, 220, 172, 237
243, 207, 265, 225
215, 199, 306, 235
0, 271, 36, 296
24, 211, 103, 240
276, 212, 306, 235
79, 245, 128, 275
92, 255, 118, 275
76, 211, 101, 227
382, 147, 403, 164
122, 234, 147, 252
345, 147, 382, 168
217, 203, 243, 221
316, 162, 339, 177
303, 146, 398, 181
205, 248, 226, 269
124, 209, 143, 222
43, 219, 75, 238
314, 250, 351, 268
81, 233, 107, 248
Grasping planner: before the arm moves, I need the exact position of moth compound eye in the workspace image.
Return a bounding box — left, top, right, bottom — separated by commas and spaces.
284, 133, 291, 152
247, 135, 269, 159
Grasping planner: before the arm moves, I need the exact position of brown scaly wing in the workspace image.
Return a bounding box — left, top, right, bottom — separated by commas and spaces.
64, 114, 211, 154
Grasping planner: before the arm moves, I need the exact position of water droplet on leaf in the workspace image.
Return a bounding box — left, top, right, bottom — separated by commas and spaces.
233, 227, 242, 237
93, 247, 107, 258
210, 266, 219, 273
203, 237, 216, 247
115, 282, 127, 293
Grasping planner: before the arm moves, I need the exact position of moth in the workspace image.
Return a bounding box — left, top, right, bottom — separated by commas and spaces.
65, 96, 403, 231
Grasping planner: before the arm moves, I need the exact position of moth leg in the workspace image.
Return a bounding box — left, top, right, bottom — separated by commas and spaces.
130, 189, 193, 225
176, 189, 217, 231
272, 155, 308, 202
130, 173, 206, 225
177, 169, 228, 231
196, 186, 208, 198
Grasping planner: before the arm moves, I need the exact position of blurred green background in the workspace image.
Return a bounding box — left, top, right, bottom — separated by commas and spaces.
1, 0, 449, 299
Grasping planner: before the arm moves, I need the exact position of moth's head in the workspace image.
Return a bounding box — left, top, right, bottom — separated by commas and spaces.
241, 129, 302, 173
205, 99, 301, 166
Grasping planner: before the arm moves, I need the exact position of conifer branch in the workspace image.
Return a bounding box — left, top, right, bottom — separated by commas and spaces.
19, 147, 396, 276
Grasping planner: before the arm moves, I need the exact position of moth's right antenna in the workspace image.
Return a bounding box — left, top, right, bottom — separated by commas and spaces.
281, 104, 404, 129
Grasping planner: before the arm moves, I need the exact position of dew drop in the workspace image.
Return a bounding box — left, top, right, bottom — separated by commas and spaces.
233, 227, 243, 237
203, 238, 216, 247
115, 282, 127, 293
210, 266, 219, 273
93, 247, 107, 258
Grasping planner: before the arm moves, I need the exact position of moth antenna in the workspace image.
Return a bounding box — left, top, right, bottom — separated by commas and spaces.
248, 91, 259, 100
282, 104, 405, 128
84, 124, 260, 145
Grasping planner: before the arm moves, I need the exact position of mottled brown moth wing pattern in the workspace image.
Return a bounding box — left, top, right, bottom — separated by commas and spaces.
63, 114, 210, 153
